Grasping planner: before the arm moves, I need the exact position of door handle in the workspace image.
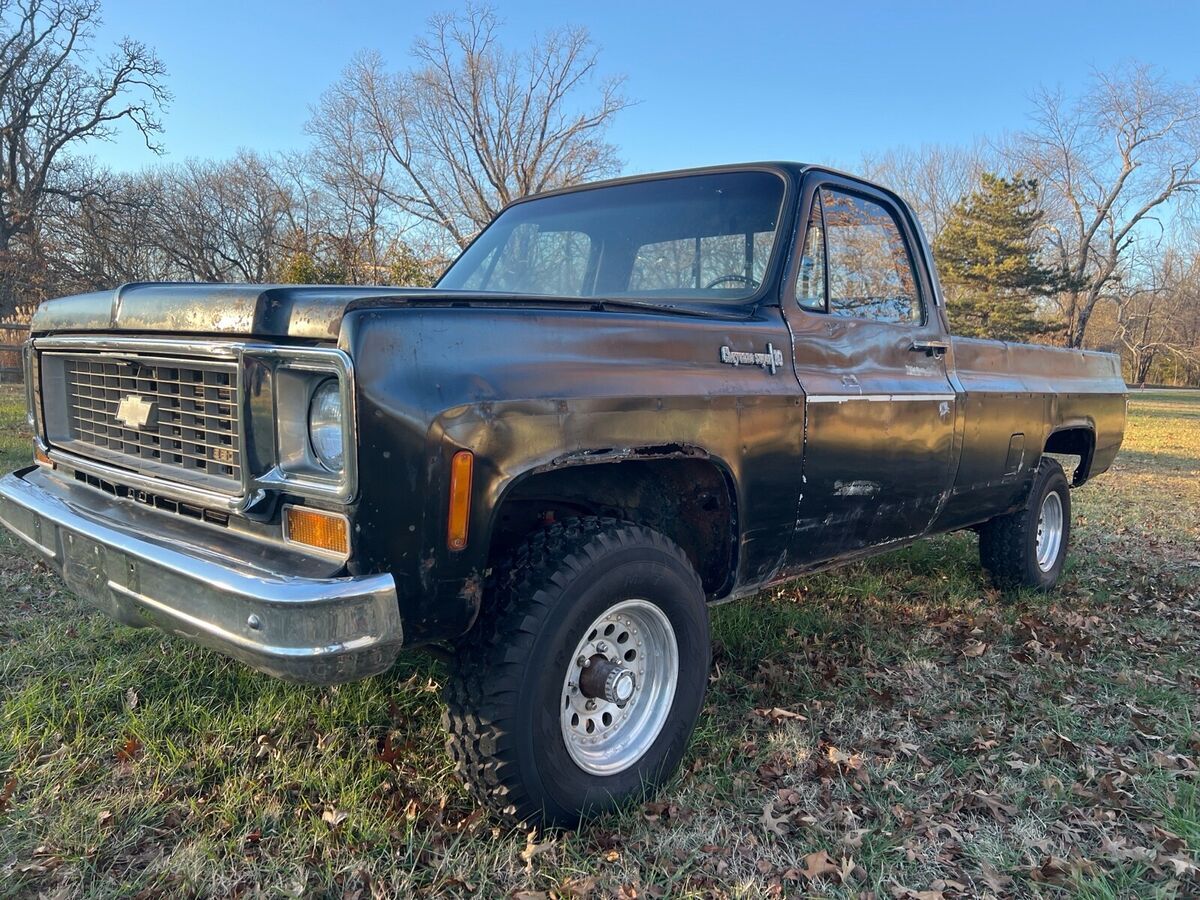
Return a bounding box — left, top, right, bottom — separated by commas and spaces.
910, 340, 949, 356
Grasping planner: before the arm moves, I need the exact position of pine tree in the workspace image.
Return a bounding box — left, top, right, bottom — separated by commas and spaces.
934, 173, 1058, 342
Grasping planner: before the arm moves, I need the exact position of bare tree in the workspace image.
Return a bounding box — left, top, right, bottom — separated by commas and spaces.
858, 141, 990, 243
38, 162, 168, 290
1110, 242, 1200, 383
149, 153, 294, 282
308, 5, 628, 250
0, 0, 168, 255
31, 153, 295, 292
1010, 64, 1200, 347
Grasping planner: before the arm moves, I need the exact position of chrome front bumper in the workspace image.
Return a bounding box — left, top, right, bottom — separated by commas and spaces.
0, 467, 403, 684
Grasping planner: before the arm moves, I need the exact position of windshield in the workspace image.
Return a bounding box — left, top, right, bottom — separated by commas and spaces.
438, 171, 787, 302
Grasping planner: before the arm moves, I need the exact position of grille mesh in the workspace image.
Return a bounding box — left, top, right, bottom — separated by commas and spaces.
61, 356, 241, 489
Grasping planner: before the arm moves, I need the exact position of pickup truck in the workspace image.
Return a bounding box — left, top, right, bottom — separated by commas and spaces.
0, 163, 1126, 827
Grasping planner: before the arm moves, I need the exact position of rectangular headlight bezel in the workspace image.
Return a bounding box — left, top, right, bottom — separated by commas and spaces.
243, 346, 357, 504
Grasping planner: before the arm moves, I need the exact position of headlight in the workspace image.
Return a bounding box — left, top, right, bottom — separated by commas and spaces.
307, 379, 344, 472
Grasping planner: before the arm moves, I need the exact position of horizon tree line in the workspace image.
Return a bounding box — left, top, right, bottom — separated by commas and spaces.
2, 1, 1199, 384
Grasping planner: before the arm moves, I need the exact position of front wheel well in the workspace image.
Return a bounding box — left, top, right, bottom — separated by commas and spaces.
1043, 426, 1096, 486
488, 457, 738, 598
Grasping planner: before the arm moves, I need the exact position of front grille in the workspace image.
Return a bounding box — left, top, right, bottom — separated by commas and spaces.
48, 354, 242, 493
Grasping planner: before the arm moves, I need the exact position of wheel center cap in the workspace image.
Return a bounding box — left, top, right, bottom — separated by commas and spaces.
608, 668, 636, 704
579, 654, 637, 707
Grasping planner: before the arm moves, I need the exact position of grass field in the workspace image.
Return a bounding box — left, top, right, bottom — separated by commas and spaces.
1, 388, 1198, 898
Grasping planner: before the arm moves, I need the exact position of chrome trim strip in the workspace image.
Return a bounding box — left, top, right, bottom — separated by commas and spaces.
0, 468, 402, 684
806, 393, 957, 404
34, 334, 243, 357
22, 339, 36, 432
46, 448, 247, 511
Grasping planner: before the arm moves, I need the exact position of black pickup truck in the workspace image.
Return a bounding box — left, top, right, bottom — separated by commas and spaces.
0, 163, 1126, 826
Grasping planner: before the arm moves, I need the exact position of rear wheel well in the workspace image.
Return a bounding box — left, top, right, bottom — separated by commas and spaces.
489, 458, 738, 598
1043, 426, 1096, 486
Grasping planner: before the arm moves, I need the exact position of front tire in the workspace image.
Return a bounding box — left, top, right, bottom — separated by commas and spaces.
979, 457, 1071, 591
443, 517, 710, 827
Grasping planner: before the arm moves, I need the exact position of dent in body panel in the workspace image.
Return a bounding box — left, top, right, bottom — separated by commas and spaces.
345, 303, 805, 643
784, 309, 960, 562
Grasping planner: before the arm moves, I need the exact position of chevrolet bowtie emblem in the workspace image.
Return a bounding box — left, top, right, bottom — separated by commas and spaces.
115, 394, 157, 429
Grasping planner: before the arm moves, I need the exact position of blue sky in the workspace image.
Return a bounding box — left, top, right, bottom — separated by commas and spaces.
89, 1, 1200, 176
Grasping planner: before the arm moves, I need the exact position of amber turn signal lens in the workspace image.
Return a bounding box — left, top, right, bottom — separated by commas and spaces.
447, 450, 473, 551
284, 506, 350, 556
33, 444, 52, 467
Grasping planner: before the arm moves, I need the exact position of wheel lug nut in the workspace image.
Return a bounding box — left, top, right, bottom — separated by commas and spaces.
577, 655, 589, 668
596, 641, 608, 653
585, 699, 596, 711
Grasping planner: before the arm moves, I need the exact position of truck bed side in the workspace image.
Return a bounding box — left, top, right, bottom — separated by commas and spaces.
933, 336, 1127, 532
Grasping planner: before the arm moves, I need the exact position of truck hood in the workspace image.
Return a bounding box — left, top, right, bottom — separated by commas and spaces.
30, 282, 437, 341
31, 282, 752, 340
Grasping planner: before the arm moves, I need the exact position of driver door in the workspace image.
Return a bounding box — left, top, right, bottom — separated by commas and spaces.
783, 178, 959, 564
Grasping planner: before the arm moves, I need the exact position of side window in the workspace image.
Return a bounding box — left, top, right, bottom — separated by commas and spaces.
822, 189, 922, 324
795, 193, 826, 311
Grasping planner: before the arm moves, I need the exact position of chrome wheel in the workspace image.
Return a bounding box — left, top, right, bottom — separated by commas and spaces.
1035, 491, 1064, 572
561, 599, 679, 776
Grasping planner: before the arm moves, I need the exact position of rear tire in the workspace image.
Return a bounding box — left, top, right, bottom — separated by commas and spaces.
979, 457, 1071, 591
443, 516, 710, 827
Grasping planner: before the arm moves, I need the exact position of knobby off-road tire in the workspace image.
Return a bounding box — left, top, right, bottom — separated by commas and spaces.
443, 516, 710, 827
979, 457, 1071, 592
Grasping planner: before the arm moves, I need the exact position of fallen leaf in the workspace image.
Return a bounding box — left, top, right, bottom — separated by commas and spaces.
520, 832, 555, 870
961, 640, 988, 658
1150, 750, 1195, 770
978, 860, 1011, 893
1163, 854, 1199, 877
838, 855, 857, 883
0, 777, 15, 813
970, 790, 1017, 823
321, 807, 348, 828
642, 800, 690, 824
760, 801, 789, 836
254, 734, 275, 759
753, 707, 808, 723
375, 734, 408, 769
561, 875, 598, 898
1029, 854, 1096, 883
799, 849, 840, 881
115, 735, 143, 764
